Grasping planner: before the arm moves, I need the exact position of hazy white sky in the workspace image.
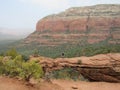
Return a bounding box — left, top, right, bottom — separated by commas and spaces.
0, 0, 120, 34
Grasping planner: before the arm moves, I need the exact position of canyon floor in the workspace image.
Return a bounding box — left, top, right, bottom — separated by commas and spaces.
0, 76, 120, 90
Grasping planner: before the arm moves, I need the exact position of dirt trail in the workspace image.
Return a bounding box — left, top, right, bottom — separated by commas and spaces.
0, 76, 35, 90
0, 77, 120, 90
52, 79, 120, 90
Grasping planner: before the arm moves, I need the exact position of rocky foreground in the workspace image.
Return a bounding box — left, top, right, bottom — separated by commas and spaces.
0, 53, 120, 90
34, 53, 120, 82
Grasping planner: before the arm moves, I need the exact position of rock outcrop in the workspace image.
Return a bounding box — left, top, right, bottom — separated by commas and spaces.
24, 4, 120, 46
34, 53, 120, 82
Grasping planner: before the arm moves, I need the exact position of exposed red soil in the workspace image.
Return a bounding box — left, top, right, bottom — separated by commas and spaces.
52, 79, 120, 90
0, 76, 35, 90
0, 76, 120, 90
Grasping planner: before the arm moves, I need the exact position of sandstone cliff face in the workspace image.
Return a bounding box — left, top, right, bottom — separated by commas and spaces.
32, 53, 120, 82
24, 4, 120, 46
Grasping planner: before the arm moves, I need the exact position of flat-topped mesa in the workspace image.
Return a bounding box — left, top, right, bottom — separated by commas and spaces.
24, 4, 120, 46
36, 4, 120, 32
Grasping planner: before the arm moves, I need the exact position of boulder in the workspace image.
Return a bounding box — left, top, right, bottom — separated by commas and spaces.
38, 53, 120, 82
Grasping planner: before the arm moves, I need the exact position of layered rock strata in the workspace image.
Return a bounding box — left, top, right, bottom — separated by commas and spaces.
24, 4, 120, 46
36, 53, 120, 82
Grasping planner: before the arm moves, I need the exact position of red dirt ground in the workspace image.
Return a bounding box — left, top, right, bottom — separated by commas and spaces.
0, 77, 120, 90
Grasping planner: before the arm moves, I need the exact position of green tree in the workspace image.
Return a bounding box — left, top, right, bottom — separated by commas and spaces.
20, 61, 44, 81
0, 52, 5, 56
0, 56, 4, 74
21, 55, 29, 62
6, 48, 18, 59
0, 56, 43, 81
33, 49, 39, 57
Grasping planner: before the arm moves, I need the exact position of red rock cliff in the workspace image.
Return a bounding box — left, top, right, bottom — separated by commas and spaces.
31, 53, 120, 82
25, 4, 120, 46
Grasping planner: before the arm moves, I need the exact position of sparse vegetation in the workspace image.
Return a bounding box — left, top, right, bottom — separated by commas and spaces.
16, 43, 120, 58
6, 48, 18, 59
0, 49, 44, 81
0, 40, 120, 59
33, 49, 39, 57
19, 61, 43, 81
51, 67, 88, 81
77, 59, 82, 64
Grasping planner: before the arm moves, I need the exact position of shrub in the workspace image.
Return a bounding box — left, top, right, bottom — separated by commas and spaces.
0, 55, 44, 81
0, 56, 3, 60
20, 61, 44, 81
77, 59, 82, 64
0, 56, 4, 74
0, 52, 5, 56
33, 49, 39, 57
51, 67, 88, 81
22, 55, 29, 62
6, 48, 18, 59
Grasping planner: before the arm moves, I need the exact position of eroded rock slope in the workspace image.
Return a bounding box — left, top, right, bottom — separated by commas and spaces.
24, 4, 120, 46
35, 53, 120, 82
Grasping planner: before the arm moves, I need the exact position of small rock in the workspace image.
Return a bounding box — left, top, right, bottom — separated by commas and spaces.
71, 85, 78, 89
